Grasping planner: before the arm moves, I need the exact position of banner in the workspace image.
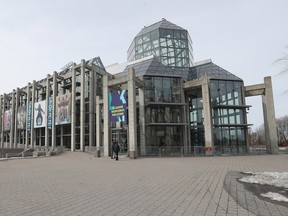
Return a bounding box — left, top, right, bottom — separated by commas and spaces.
34, 100, 46, 128
27, 103, 32, 131
109, 90, 127, 122
4, 110, 12, 131
55, 93, 71, 125
48, 96, 53, 129
17, 106, 27, 130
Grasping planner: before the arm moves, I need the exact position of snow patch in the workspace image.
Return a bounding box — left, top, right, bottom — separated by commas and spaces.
239, 172, 288, 188
260, 192, 288, 202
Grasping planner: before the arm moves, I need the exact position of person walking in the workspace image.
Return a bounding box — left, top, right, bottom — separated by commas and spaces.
112, 141, 120, 161
111, 140, 115, 159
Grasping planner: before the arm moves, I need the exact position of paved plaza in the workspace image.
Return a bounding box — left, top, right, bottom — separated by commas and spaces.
0, 152, 288, 216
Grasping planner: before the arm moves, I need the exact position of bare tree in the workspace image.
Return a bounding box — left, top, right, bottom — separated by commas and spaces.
276, 115, 288, 146
275, 45, 288, 77
256, 124, 265, 146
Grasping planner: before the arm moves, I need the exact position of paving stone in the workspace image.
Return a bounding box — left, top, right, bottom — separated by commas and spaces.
0, 152, 288, 216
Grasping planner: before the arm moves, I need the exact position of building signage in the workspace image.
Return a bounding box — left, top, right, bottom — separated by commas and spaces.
34, 100, 46, 128
3, 110, 12, 131
27, 102, 32, 131
17, 106, 27, 130
109, 90, 127, 122
55, 93, 71, 125
48, 96, 53, 129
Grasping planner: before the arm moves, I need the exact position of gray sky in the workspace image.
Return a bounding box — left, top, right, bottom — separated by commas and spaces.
1, 0, 288, 130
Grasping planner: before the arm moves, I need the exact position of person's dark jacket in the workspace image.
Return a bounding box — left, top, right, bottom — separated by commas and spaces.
112, 143, 120, 153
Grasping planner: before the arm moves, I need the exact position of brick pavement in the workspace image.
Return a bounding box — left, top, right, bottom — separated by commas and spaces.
0, 152, 287, 216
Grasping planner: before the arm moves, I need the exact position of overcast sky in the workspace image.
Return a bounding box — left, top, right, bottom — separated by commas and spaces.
1, 0, 287, 129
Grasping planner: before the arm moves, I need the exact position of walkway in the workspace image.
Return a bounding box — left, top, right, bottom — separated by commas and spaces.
0, 152, 287, 216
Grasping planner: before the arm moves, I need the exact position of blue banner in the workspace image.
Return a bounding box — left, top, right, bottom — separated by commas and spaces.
109, 90, 127, 122
48, 96, 53, 129
27, 102, 32, 131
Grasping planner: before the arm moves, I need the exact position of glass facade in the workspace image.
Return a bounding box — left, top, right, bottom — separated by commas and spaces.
210, 80, 247, 154
188, 88, 205, 147
143, 75, 185, 156
127, 19, 193, 68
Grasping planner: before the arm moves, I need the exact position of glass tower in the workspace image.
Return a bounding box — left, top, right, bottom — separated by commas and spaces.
127, 18, 193, 68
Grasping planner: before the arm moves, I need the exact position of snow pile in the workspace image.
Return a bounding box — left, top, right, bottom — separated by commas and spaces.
239, 172, 288, 188
239, 172, 288, 203
260, 192, 288, 202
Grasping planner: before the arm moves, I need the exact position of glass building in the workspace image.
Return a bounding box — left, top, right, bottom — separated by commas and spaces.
127, 18, 193, 68
0, 19, 279, 158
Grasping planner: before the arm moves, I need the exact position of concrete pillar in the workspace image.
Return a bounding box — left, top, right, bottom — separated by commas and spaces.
14, 89, 19, 147
103, 75, 110, 156
51, 72, 57, 148
89, 69, 96, 152
71, 65, 76, 151
0, 95, 3, 150
180, 79, 188, 155
262, 76, 278, 154
30, 81, 36, 148
10, 90, 15, 148
138, 87, 146, 156
96, 95, 101, 157
45, 74, 50, 147
25, 84, 31, 148
80, 60, 86, 152
201, 75, 213, 156
128, 68, 137, 159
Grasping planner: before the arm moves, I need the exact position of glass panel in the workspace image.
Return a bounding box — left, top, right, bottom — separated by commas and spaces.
174, 30, 181, 39
160, 29, 167, 37
166, 29, 173, 38
163, 77, 171, 102
143, 33, 150, 42
154, 77, 163, 102
151, 30, 159, 40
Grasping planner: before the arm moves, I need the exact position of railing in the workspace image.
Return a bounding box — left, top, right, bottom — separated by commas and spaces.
137, 145, 249, 157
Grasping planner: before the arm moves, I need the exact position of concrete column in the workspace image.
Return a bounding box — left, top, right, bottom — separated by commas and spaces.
45, 74, 50, 147
0, 95, 3, 150
10, 90, 15, 148
180, 79, 188, 155
96, 95, 101, 157
138, 87, 146, 156
262, 76, 278, 154
201, 75, 213, 156
31, 81, 36, 148
128, 68, 137, 159
51, 72, 57, 148
14, 89, 19, 147
71, 65, 76, 151
89, 69, 96, 152
25, 84, 31, 148
80, 60, 86, 152
103, 75, 110, 156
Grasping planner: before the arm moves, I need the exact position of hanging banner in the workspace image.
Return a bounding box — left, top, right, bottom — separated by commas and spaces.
17, 106, 27, 130
55, 93, 71, 125
27, 102, 32, 131
34, 100, 46, 128
4, 110, 12, 131
48, 96, 53, 129
109, 90, 127, 122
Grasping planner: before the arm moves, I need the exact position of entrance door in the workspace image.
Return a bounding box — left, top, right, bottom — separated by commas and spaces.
112, 128, 128, 155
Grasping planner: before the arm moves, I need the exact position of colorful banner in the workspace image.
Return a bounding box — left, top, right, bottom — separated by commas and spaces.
4, 110, 12, 131
27, 102, 32, 131
17, 106, 27, 130
34, 100, 46, 128
55, 93, 71, 125
109, 90, 127, 122
48, 96, 53, 129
